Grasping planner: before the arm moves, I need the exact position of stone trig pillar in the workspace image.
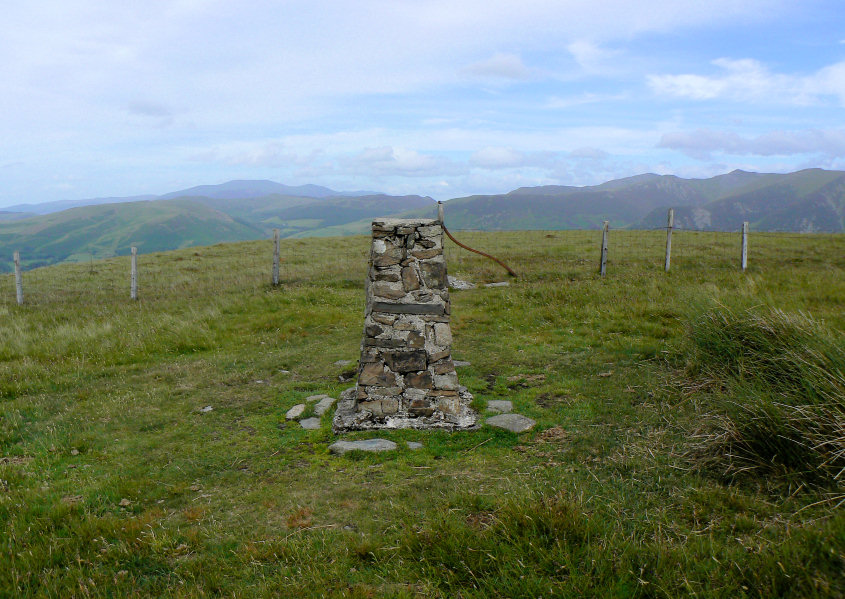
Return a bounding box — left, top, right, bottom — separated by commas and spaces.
333, 218, 478, 431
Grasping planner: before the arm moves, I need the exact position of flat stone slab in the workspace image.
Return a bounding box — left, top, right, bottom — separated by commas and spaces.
285, 404, 306, 420
486, 400, 513, 413
314, 396, 338, 416
328, 439, 398, 455
486, 413, 536, 433
448, 276, 476, 290
453, 360, 471, 367
299, 417, 321, 430
406, 441, 424, 450
333, 360, 354, 367
306, 394, 331, 403
484, 281, 511, 288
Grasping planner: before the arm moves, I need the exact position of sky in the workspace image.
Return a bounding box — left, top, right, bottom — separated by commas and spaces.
1, 0, 844, 207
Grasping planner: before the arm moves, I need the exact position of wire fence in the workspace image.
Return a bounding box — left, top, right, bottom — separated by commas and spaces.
1, 225, 843, 310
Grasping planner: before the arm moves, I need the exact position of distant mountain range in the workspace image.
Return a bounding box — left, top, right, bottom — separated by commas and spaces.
0, 169, 842, 272
431, 168, 845, 233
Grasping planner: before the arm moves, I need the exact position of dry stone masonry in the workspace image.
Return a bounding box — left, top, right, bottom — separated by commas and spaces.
333, 218, 478, 431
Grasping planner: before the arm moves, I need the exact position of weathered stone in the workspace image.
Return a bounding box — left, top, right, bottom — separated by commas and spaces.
329, 439, 398, 455
428, 389, 459, 397
306, 394, 331, 402
314, 396, 338, 416
359, 398, 399, 416
417, 225, 441, 238
394, 316, 423, 331
358, 362, 397, 386
364, 338, 407, 348
419, 261, 447, 288
433, 372, 459, 390
433, 360, 455, 375
385, 350, 427, 373
374, 271, 401, 282
417, 238, 436, 248
408, 398, 435, 417
434, 323, 452, 346
411, 248, 440, 260
371, 313, 397, 326
447, 276, 475, 290
486, 400, 513, 414
396, 226, 414, 235
365, 386, 402, 397
407, 441, 424, 450
285, 404, 306, 420
484, 281, 510, 288
372, 281, 407, 300
372, 245, 403, 267
365, 323, 384, 338
429, 348, 450, 363
453, 360, 471, 367
413, 290, 433, 302
407, 330, 425, 348
403, 371, 433, 388
333, 360, 354, 367
299, 417, 321, 430
372, 302, 445, 316
486, 413, 536, 433
401, 266, 420, 292
435, 396, 460, 415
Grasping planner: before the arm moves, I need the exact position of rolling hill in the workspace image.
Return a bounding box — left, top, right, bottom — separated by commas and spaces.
431, 169, 845, 233
0, 191, 435, 272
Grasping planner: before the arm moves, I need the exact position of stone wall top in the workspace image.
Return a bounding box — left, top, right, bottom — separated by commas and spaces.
372, 218, 439, 228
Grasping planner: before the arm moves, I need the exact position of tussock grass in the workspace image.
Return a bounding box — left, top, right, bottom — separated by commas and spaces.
687, 305, 845, 486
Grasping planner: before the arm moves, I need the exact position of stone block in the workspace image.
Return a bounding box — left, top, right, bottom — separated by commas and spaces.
433, 360, 455, 375
365, 323, 384, 338
372, 302, 445, 316
408, 398, 435, 417
407, 331, 425, 348
372, 281, 407, 300
401, 266, 420, 291
434, 323, 452, 346
433, 372, 459, 390
374, 271, 401, 282
403, 371, 433, 388
371, 313, 397, 325
385, 350, 427, 373
411, 248, 440, 260
420, 261, 447, 288
358, 362, 397, 386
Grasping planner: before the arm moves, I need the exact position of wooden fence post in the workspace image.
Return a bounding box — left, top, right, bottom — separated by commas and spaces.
13, 251, 23, 305
438, 201, 445, 223
664, 208, 674, 272
130, 247, 138, 300
272, 229, 280, 286
741, 222, 749, 271
600, 221, 609, 277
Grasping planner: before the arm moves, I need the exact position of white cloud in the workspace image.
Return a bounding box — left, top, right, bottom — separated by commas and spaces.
344, 147, 459, 177
462, 53, 533, 81
658, 128, 845, 159
649, 58, 845, 105
567, 40, 619, 72
470, 147, 526, 168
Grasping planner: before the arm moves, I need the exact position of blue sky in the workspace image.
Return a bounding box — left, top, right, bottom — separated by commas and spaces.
1, 0, 844, 207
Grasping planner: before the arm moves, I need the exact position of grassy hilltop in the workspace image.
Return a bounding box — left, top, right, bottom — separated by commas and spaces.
1, 230, 843, 597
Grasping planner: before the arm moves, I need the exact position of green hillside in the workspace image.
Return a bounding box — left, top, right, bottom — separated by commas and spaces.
0, 200, 261, 272
639, 169, 845, 231
1, 232, 842, 596
435, 168, 845, 233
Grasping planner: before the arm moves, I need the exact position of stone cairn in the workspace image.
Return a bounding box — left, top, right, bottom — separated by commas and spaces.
333, 218, 478, 431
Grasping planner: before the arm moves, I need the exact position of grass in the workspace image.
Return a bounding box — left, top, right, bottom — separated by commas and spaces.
685, 305, 845, 487
1, 229, 844, 597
